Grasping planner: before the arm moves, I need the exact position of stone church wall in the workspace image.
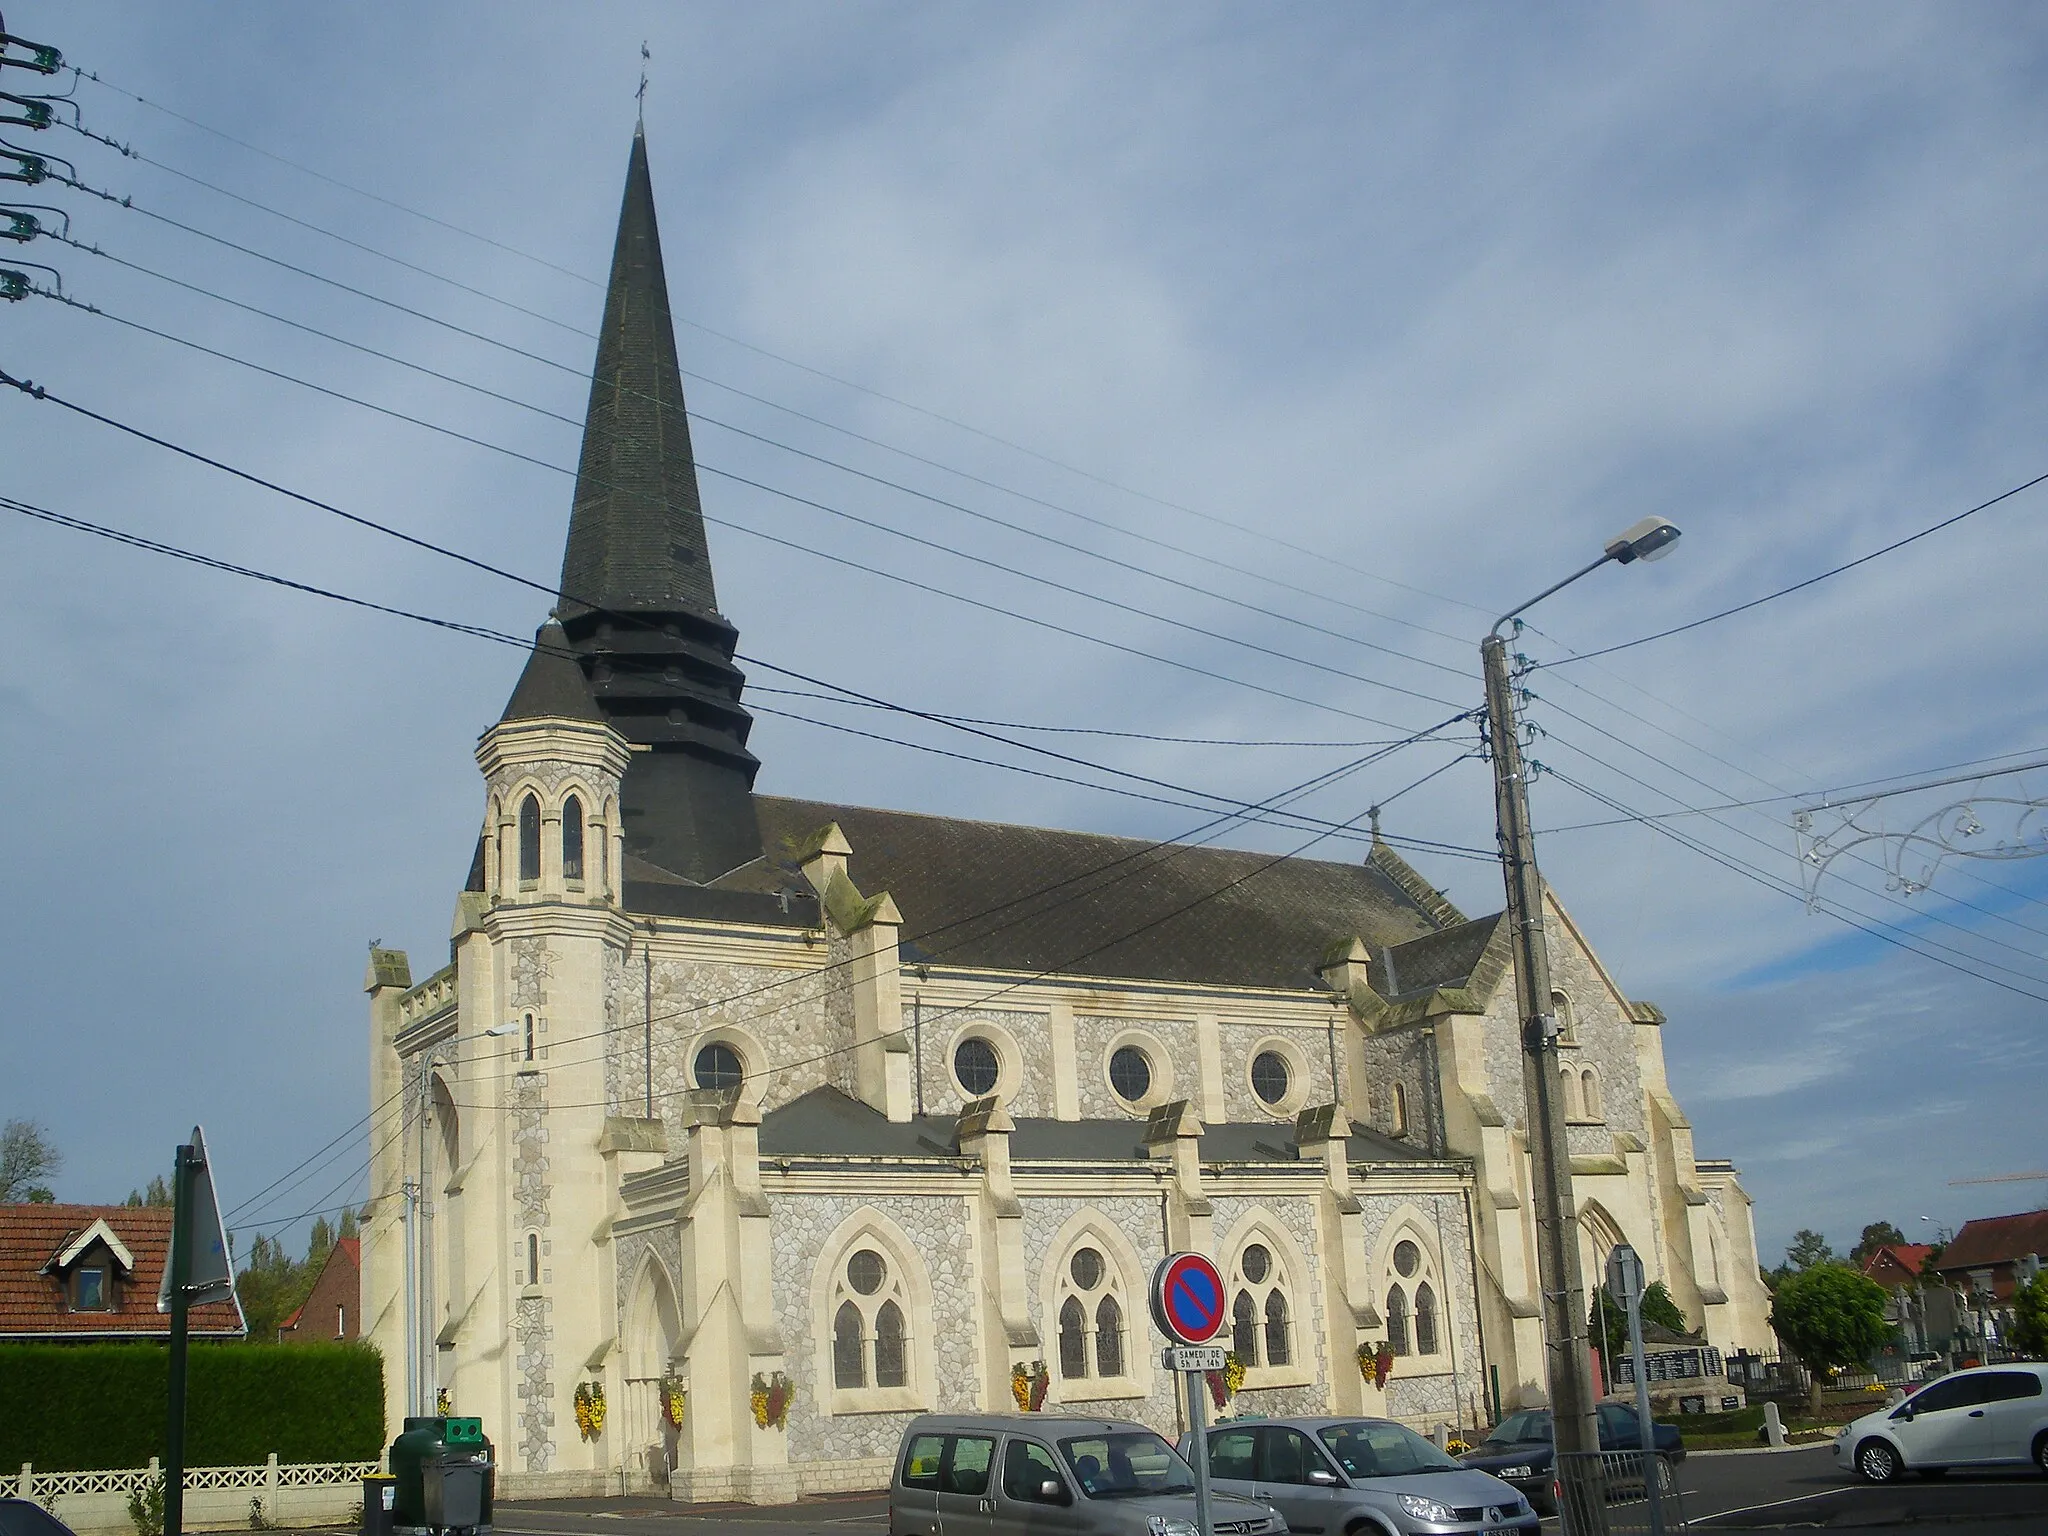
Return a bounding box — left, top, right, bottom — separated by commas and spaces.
911, 1005, 1054, 1118
1209, 1193, 1329, 1420
1072, 1014, 1199, 1118
1020, 1194, 1179, 1432
768, 1191, 980, 1480
1214, 1019, 1340, 1123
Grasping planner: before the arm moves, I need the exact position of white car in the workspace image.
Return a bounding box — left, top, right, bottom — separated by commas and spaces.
1834, 1362, 2048, 1482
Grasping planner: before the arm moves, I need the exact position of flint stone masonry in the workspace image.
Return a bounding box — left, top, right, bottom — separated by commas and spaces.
1210, 1193, 1328, 1412
1216, 1021, 1337, 1122
1020, 1194, 1180, 1432
515, 1293, 555, 1473
769, 1192, 979, 1470
1072, 1015, 1198, 1118
915, 1006, 1053, 1117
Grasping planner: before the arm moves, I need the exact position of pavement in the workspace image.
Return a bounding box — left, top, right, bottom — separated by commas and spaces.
341, 1446, 2048, 1535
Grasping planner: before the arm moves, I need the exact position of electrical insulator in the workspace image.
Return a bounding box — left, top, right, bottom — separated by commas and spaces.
0, 269, 30, 301
0, 33, 62, 75
0, 91, 52, 129
0, 208, 36, 240
0, 149, 44, 184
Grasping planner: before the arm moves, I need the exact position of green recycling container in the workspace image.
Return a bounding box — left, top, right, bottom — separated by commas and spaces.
387, 1417, 495, 1530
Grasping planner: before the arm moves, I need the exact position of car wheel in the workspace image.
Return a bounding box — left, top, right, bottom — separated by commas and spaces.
2034, 1432, 2048, 1477
1856, 1439, 1902, 1484
1916, 1467, 1948, 1480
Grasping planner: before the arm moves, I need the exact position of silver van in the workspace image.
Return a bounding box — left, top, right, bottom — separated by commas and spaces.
890, 1413, 1287, 1536
1183, 1418, 1537, 1536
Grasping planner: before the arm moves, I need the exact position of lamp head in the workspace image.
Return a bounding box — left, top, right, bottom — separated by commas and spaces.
1605, 515, 1682, 564
483, 1022, 519, 1037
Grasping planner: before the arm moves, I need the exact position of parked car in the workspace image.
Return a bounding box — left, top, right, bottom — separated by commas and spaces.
1183, 1416, 1538, 1536
0, 1503, 79, 1536
1457, 1404, 1684, 1514
889, 1413, 1287, 1536
1834, 1362, 2048, 1483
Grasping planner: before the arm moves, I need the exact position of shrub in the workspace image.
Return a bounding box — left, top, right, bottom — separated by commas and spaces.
0, 1342, 384, 1471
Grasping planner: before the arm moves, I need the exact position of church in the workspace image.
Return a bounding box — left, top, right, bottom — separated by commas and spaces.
359, 126, 1774, 1504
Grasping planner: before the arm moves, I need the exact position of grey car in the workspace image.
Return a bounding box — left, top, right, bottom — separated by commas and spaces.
1184, 1417, 1537, 1536
891, 1413, 1288, 1536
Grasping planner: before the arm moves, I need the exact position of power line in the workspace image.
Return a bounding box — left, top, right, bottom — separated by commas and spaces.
1536, 723, 2048, 978
12, 319, 1458, 733
61, 81, 1495, 627
1536, 469, 2048, 668
1542, 767, 2048, 1006
0, 489, 1488, 860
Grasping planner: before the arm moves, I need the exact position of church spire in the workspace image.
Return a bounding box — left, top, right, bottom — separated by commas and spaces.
557, 127, 718, 619
504, 129, 763, 887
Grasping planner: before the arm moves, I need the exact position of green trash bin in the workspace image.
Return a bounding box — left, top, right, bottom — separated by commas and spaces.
387, 1417, 447, 1530
389, 1417, 495, 1533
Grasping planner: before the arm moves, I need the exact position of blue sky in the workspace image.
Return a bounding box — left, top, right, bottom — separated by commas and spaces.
5, 2, 2046, 1268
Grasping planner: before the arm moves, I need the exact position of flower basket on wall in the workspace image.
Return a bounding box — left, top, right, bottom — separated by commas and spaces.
435, 1388, 451, 1417
1204, 1351, 1247, 1409
750, 1371, 792, 1430
659, 1375, 687, 1429
1358, 1342, 1394, 1390
1010, 1360, 1050, 1411
573, 1381, 607, 1440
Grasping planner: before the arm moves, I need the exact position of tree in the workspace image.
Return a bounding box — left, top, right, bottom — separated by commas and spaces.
1850, 1221, 1907, 1267
1770, 1263, 1891, 1412
1591, 1281, 1690, 1344
1785, 1229, 1836, 1272
2012, 1273, 2048, 1358
124, 1175, 173, 1208
1, 1119, 61, 1202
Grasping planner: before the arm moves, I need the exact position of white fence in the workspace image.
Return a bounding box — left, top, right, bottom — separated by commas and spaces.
14, 1457, 377, 1534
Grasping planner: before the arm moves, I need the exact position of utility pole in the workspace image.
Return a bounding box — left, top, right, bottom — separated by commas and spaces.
1482, 633, 1603, 1520
1479, 515, 1682, 1533
164, 1142, 196, 1536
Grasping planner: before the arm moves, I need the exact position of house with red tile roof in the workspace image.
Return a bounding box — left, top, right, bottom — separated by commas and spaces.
1931, 1209, 2048, 1351
0, 1204, 244, 1340
278, 1237, 360, 1345
1859, 1242, 1966, 1356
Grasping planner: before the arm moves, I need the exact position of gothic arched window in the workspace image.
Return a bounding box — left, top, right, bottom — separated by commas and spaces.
1264, 1289, 1291, 1366
874, 1300, 907, 1388
1384, 1232, 1450, 1362
826, 1242, 917, 1402
1581, 1068, 1603, 1121
833, 1300, 865, 1388
1559, 1064, 1581, 1120
1232, 1291, 1259, 1361
1095, 1294, 1124, 1378
518, 794, 541, 883
1552, 990, 1577, 1042
561, 794, 584, 882
525, 1232, 540, 1287
1392, 1081, 1410, 1137
1228, 1235, 1296, 1371
1059, 1297, 1089, 1379
1052, 1241, 1131, 1385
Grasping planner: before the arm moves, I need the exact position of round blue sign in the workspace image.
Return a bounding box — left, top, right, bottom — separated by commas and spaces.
1150, 1251, 1227, 1345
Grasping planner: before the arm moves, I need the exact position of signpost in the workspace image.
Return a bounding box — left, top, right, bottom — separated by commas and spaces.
1151, 1252, 1227, 1536
157, 1129, 236, 1536
1605, 1244, 1665, 1536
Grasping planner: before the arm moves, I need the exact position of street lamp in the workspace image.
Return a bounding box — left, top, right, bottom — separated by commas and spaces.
406, 1021, 518, 1419
1480, 516, 1680, 1528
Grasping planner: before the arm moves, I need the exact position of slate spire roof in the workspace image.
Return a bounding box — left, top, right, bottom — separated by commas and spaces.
493, 127, 764, 885
558, 123, 719, 621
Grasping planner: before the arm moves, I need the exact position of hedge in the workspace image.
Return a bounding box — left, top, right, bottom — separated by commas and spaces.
0, 1342, 385, 1471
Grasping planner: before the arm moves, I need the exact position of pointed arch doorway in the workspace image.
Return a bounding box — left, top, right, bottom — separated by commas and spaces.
623, 1258, 682, 1489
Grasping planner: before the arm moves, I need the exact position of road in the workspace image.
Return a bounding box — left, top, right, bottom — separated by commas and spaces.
472, 1446, 2048, 1535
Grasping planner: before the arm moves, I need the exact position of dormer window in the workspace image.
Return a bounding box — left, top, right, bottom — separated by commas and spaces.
562, 795, 585, 882
73, 1266, 109, 1311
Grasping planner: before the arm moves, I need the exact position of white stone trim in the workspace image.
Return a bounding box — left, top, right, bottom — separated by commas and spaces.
809, 1205, 937, 1419
1242, 1034, 1313, 1120
1217, 1205, 1314, 1389
1100, 1027, 1176, 1114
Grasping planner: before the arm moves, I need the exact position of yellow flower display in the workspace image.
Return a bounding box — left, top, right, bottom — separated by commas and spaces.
573, 1381, 606, 1441
660, 1375, 688, 1428
749, 1371, 792, 1429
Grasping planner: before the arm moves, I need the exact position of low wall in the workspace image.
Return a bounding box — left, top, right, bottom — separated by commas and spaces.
14, 1458, 376, 1535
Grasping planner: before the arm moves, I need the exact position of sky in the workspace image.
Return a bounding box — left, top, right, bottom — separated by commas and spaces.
4, 3, 2046, 1270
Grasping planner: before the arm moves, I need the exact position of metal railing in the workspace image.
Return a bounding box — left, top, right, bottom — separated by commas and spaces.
1553, 1449, 1684, 1536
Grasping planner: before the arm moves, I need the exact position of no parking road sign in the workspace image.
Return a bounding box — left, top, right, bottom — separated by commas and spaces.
1149, 1251, 1227, 1346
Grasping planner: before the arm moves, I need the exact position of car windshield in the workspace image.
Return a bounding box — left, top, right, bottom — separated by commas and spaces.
1058, 1432, 1196, 1499
1318, 1420, 1463, 1478
1484, 1412, 1552, 1445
